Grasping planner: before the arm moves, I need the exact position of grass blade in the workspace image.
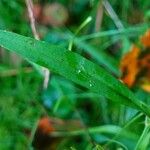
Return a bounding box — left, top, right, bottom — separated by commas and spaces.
0, 30, 150, 116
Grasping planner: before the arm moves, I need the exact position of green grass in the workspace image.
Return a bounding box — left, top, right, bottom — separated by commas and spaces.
0, 0, 150, 149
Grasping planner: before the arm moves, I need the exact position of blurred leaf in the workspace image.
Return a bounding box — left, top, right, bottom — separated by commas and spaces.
135, 117, 150, 150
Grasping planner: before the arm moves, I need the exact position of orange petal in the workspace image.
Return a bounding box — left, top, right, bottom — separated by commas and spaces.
141, 29, 150, 48
120, 45, 140, 87
38, 117, 55, 134
141, 84, 150, 93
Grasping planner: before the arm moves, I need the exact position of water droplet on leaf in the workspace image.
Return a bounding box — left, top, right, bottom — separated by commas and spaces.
77, 70, 81, 74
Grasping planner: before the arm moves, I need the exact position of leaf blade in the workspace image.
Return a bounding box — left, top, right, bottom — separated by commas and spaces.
0, 30, 150, 116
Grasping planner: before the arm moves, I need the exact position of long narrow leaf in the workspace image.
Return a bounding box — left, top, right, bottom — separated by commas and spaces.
0, 30, 150, 116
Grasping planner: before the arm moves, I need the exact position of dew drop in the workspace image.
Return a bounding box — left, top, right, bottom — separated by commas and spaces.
78, 70, 81, 74
89, 80, 93, 87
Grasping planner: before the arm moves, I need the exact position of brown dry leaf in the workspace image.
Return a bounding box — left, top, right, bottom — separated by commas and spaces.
141, 29, 150, 48
120, 45, 140, 87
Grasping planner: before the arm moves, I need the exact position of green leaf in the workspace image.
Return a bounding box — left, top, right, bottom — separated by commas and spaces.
67, 31, 120, 76
135, 117, 150, 150
73, 38, 120, 76
0, 30, 150, 116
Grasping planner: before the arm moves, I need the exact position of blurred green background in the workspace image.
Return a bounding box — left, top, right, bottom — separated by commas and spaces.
0, 0, 150, 149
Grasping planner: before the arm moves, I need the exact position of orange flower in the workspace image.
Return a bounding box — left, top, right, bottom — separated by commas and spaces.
120, 45, 140, 87
120, 29, 150, 91
38, 117, 55, 134
141, 29, 150, 48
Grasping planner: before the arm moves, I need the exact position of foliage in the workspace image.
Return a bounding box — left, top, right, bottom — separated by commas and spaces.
0, 0, 150, 150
